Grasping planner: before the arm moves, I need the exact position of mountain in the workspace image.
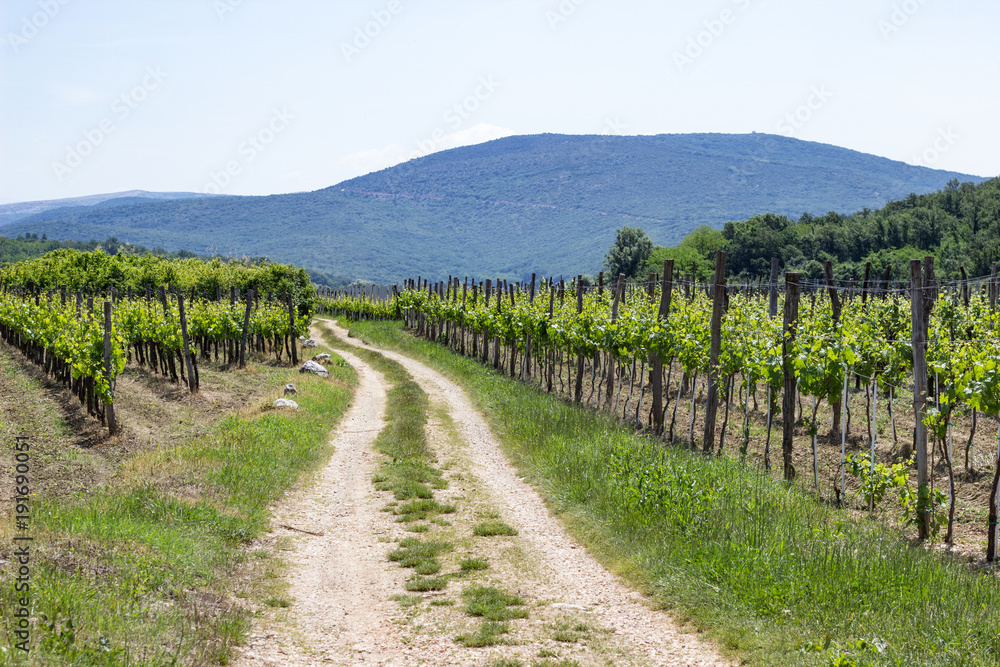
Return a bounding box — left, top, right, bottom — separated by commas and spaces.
2, 133, 989, 283
0, 190, 226, 227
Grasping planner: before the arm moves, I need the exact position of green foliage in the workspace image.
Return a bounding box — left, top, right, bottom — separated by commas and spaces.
844, 454, 911, 508
715, 178, 1000, 279
0, 234, 201, 266
461, 585, 528, 621
472, 520, 519, 536
603, 226, 653, 280
0, 248, 316, 313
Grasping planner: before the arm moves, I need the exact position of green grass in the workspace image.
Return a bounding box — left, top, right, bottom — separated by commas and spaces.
394, 498, 457, 522
459, 556, 490, 572
387, 537, 453, 568
473, 520, 518, 537
391, 594, 424, 608
461, 585, 528, 622
346, 319, 1000, 667
405, 576, 449, 592
454, 585, 528, 647
0, 351, 355, 664
454, 619, 511, 648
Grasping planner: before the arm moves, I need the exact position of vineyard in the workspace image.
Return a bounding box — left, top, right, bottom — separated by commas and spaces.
326, 256, 1000, 563
0, 250, 314, 434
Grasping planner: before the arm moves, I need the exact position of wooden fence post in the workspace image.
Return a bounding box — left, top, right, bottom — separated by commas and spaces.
910, 259, 930, 540
574, 275, 585, 403
782, 272, 800, 481
103, 301, 119, 435
651, 259, 674, 434
287, 294, 298, 365
240, 289, 253, 368
990, 262, 997, 315
824, 260, 843, 435
177, 294, 198, 394
703, 251, 727, 453
769, 257, 780, 319
603, 275, 626, 406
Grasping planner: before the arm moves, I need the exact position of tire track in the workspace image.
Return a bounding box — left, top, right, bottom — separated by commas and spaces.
325, 322, 732, 667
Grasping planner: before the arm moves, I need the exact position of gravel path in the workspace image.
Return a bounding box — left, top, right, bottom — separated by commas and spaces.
237, 324, 734, 666
237, 346, 405, 666
327, 323, 732, 667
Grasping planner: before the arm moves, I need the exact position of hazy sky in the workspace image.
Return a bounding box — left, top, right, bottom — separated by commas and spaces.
2, 0, 998, 205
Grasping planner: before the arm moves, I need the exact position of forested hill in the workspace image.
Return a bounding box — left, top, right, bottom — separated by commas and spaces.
2, 133, 988, 283
716, 177, 1000, 280
0, 190, 221, 227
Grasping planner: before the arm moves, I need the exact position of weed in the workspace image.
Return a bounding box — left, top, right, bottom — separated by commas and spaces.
388, 538, 453, 567
459, 557, 490, 572
391, 594, 423, 608
474, 520, 518, 537
462, 585, 528, 621
454, 619, 511, 647
405, 576, 449, 592
395, 498, 457, 522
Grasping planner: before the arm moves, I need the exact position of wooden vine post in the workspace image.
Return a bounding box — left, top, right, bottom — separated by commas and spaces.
990, 262, 998, 316
768, 257, 780, 319
824, 260, 843, 435
239, 289, 254, 368
287, 294, 298, 365
910, 259, 930, 540
782, 272, 800, 481
703, 250, 727, 454
177, 293, 198, 394
546, 284, 555, 392
525, 273, 535, 378
574, 275, 585, 403
102, 301, 119, 435
650, 259, 674, 434
604, 275, 626, 407
482, 279, 491, 364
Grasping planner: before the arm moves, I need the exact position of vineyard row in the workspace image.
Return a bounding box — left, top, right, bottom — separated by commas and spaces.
0, 286, 310, 434
326, 256, 1000, 562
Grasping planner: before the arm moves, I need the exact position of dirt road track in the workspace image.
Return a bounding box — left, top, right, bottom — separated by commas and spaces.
236, 323, 733, 666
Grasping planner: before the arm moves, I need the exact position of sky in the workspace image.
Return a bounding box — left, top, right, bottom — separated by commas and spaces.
1, 0, 998, 205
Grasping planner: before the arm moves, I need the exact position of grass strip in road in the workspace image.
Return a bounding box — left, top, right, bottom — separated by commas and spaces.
317, 321, 464, 603
316, 321, 447, 513
346, 319, 1000, 667
0, 349, 355, 665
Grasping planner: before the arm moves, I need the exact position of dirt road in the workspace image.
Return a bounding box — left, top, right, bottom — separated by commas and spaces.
236, 323, 732, 666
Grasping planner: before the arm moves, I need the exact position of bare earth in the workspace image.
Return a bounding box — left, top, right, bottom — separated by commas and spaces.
236, 323, 733, 666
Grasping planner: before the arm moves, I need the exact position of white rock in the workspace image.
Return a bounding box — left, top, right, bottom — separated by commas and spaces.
299, 360, 329, 378
283, 383, 297, 395
313, 353, 331, 363
273, 399, 299, 409
301, 338, 318, 348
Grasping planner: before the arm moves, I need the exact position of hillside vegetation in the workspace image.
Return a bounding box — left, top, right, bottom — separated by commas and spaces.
2, 133, 985, 283
649, 177, 1000, 280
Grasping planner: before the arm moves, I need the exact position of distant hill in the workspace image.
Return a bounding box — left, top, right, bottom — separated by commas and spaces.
2, 133, 989, 282
0, 190, 226, 227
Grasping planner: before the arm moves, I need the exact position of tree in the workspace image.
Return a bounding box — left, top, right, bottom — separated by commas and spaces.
681, 224, 726, 258
604, 227, 653, 279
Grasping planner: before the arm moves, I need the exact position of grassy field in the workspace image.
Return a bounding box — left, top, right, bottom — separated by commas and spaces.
0, 340, 354, 665
345, 320, 1000, 667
